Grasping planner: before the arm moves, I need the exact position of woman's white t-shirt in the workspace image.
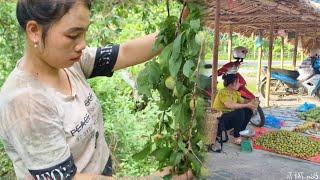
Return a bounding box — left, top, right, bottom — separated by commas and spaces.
0, 45, 119, 179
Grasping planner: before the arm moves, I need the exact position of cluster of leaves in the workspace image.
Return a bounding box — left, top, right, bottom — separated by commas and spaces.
88, 76, 161, 176
0, 2, 24, 87
0, 2, 23, 176
135, 3, 207, 176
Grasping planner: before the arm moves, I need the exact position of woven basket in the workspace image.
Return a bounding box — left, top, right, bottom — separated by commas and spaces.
203, 107, 222, 145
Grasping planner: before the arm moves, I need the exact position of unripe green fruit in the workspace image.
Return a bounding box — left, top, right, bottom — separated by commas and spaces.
189, 99, 196, 110
189, 97, 204, 110
165, 76, 175, 90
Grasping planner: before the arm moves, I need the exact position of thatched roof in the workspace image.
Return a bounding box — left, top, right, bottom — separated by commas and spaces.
201, 0, 320, 52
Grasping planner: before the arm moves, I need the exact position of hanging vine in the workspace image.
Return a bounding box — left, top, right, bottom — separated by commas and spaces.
134, 1, 206, 177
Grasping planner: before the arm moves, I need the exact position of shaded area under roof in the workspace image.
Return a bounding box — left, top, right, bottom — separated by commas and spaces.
200, 0, 320, 52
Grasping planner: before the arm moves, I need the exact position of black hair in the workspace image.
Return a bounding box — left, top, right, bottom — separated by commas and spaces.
222, 74, 238, 87
16, 0, 92, 45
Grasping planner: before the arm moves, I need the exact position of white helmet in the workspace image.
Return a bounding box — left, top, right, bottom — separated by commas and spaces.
309, 48, 320, 58
233, 46, 248, 59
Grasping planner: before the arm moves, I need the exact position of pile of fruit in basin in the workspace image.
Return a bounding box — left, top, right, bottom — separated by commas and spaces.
298, 107, 320, 123
255, 130, 320, 159
297, 107, 320, 135
293, 122, 320, 135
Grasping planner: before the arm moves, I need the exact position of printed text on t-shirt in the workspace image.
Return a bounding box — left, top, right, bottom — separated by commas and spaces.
70, 113, 90, 136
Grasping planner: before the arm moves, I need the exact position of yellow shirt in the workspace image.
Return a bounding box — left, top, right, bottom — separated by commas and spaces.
212, 88, 245, 112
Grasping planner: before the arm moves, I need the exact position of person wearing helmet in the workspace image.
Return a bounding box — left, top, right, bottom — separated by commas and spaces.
309, 47, 320, 58
297, 47, 320, 81
216, 46, 248, 76
233, 46, 248, 61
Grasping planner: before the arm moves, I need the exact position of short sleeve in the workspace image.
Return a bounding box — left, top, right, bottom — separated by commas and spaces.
237, 92, 245, 104
79, 45, 119, 79
0, 91, 76, 179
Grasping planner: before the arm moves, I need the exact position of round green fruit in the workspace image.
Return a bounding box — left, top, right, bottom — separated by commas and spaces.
189, 97, 204, 110
189, 99, 196, 110
165, 76, 175, 90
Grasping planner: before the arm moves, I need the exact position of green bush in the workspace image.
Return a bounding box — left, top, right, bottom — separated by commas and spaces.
89, 75, 160, 176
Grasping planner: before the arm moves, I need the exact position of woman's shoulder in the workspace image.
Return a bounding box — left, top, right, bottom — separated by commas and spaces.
0, 83, 58, 137
1, 68, 47, 96
217, 88, 229, 95
217, 88, 240, 97
1, 69, 56, 111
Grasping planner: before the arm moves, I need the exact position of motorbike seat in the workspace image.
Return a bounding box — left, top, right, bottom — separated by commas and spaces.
271, 68, 300, 79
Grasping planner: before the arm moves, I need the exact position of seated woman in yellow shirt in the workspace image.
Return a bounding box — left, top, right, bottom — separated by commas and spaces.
213, 74, 257, 144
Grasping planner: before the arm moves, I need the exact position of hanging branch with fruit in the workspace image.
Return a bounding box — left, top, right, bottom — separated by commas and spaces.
134, 1, 207, 176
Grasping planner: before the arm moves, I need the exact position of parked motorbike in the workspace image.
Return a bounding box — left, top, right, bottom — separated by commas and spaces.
260, 51, 320, 99
200, 46, 265, 127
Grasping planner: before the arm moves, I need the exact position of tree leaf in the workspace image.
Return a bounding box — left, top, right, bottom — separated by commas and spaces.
183, 60, 195, 78
132, 142, 152, 160
178, 139, 188, 153
172, 101, 190, 130
150, 147, 172, 162
147, 61, 161, 85
190, 19, 200, 31
171, 32, 184, 61
195, 97, 205, 120
163, 174, 172, 180
174, 81, 187, 98
190, 38, 200, 56
137, 68, 152, 97
187, 153, 201, 175
152, 34, 164, 52
170, 152, 183, 166
169, 56, 182, 77
159, 43, 173, 70
158, 79, 174, 110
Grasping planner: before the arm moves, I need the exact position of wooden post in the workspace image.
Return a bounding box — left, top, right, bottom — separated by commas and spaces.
211, 0, 220, 105
265, 22, 274, 107
300, 36, 303, 62
228, 26, 233, 62
292, 32, 299, 69
256, 31, 263, 91
280, 36, 284, 69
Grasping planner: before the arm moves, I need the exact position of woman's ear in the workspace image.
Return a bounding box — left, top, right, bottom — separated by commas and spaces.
25, 20, 42, 47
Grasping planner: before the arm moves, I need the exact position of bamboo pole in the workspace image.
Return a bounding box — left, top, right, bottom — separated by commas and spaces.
265, 22, 274, 107
300, 36, 304, 62
256, 31, 263, 91
211, 0, 220, 105
293, 33, 299, 69
228, 26, 233, 62
281, 36, 284, 69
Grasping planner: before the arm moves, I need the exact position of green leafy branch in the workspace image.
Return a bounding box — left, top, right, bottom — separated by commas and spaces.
134, 2, 206, 177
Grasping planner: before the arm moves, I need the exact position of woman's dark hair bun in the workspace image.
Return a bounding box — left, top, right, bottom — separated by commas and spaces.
222, 73, 238, 87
